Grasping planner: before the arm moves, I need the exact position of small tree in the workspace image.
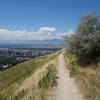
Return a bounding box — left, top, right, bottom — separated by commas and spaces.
64, 12, 100, 65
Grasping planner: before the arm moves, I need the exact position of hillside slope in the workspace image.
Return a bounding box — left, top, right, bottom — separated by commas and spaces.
0, 51, 61, 100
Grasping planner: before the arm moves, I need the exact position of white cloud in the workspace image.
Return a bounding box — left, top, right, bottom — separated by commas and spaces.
0, 27, 57, 40
57, 29, 74, 38
39, 27, 56, 34
0, 27, 73, 40
66, 29, 74, 35
60, 29, 74, 36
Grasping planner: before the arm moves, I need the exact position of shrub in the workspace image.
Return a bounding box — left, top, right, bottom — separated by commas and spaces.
63, 12, 100, 65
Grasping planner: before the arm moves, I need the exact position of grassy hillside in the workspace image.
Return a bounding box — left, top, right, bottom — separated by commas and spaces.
0, 51, 61, 100
64, 51, 100, 100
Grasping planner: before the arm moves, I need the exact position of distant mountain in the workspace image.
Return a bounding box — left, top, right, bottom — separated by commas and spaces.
0, 39, 63, 48
42, 39, 62, 43
0, 39, 62, 44
42, 39, 62, 42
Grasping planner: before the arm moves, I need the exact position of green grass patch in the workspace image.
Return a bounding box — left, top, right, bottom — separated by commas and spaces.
12, 89, 28, 100
38, 64, 57, 100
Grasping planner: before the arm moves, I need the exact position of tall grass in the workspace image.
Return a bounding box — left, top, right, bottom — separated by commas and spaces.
38, 64, 57, 100
64, 51, 100, 100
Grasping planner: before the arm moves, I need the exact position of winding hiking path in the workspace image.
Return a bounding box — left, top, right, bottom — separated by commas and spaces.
48, 53, 84, 100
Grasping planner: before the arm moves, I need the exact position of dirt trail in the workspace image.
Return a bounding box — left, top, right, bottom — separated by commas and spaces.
48, 53, 84, 100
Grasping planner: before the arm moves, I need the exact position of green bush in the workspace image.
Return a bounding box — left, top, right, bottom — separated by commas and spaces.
63, 12, 100, 65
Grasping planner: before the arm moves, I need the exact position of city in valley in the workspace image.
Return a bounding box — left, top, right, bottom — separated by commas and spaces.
0, 44, 61, 71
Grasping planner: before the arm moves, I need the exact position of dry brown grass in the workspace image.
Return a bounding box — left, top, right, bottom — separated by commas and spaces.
0, 50, 61, 100
64, 51, 100, 100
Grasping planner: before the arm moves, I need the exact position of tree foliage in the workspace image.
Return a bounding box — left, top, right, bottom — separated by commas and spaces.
64, 12, 100, 65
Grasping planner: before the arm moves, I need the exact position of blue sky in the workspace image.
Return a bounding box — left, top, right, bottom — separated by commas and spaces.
0, 0, 100, 40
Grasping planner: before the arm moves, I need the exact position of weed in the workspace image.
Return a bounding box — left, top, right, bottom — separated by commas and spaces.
38, 64, 57, 100
64, 51, 100, 100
